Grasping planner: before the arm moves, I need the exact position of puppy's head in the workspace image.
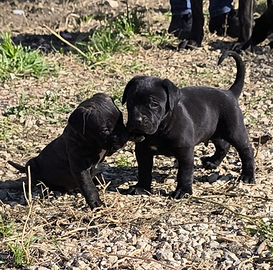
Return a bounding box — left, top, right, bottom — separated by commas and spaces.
69, 93, 128, 153
122, 76, 178, 135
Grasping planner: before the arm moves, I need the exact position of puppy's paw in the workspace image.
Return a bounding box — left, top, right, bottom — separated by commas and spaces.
202, 157, 218, 170
170, 188, 192, 200
89, 198, 104, 210
240, 175, 255, 184
126, 185, 150, 196
178, 39, 200, 50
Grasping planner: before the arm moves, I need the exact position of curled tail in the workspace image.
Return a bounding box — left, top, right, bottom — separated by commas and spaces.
218, 50, 245, 99
8, 161, 26, 173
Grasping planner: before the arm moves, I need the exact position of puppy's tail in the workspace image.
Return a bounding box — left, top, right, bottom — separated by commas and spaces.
8, 161, 26, 173
218, 50, 245, 99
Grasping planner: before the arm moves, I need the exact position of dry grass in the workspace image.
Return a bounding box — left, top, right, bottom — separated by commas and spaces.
1, 170, 273, 268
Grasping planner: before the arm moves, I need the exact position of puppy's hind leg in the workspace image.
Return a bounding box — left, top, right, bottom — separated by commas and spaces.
202, 138, 230, 170
227, 128, 255, 184
234, 142, 255, 184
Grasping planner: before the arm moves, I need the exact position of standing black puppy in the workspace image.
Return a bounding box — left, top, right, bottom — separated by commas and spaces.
122, 51, 255, 199
9, 93, 128, 209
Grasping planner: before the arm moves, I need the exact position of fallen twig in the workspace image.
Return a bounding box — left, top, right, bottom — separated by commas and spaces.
43, 24, 88, 58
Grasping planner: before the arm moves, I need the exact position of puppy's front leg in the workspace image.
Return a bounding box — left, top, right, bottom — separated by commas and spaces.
172, 147, 194, 199
77, 169, 103, 209
69, 158, 103, 209
127, 142, 153, 195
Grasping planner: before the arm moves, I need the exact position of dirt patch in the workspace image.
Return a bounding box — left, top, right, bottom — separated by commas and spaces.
0, 0, 273, 269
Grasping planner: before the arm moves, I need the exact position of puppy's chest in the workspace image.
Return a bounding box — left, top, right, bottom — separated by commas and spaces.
150, 145, 158, 151
95, 149, 107, 168
145, 138, 175, 156
150, 145, 175, 156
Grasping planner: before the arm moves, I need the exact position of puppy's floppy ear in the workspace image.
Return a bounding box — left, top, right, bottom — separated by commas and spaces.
68, 107, 89, 135
162, 79, 178, 111
122, 76, 140, 105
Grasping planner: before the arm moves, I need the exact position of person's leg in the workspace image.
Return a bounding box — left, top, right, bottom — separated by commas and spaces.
209, 0, 232, 17
209, 0, 239, 38
168, 0, 192, 40
170, 0, 191, 15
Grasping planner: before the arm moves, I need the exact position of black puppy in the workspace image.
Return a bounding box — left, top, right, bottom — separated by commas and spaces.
9, 93, 128, 209
122, 51, 255, 199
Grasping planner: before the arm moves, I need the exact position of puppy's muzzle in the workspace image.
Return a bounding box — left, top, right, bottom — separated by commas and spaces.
106, 129, 129, 155
128, 120, 154, 136
128, 114, 150, 132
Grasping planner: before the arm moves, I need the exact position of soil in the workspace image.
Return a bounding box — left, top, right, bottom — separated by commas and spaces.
0, 0, 273, 269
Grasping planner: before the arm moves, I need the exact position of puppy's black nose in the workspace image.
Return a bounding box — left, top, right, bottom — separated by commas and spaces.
135, 116, 142, 123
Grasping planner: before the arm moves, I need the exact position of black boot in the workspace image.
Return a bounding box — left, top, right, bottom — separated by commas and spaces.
168, 13, 192, 40
209, 9, 239, 38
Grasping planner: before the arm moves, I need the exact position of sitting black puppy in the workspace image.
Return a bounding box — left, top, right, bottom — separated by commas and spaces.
122, 51, 255, 199
9, 93, 128, 209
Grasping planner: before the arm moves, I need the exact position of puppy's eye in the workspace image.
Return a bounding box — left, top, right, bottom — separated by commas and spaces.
150, 101, 159, 108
